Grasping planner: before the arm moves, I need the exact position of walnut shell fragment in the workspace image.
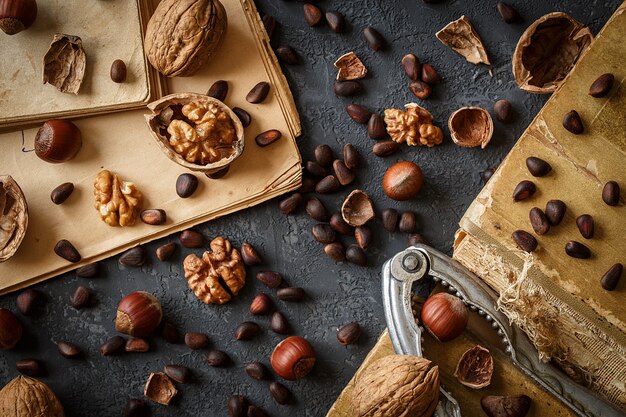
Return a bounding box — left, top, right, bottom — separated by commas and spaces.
42, 34, 86, 95
448, 106, 493, 148
341, 189, 374, 227
436, 16, 490, 65
0, 176, 28, 263
183, 237, 246, 304
145, 93, 244, 175
513, 12, 592, 93
144, 372, 177, 406
384, 103, 443, 147
93, 170, 143, 227
144, 0, 228, 77
334, 52, 368, 81
351, 355, 439, 417
0, 376, 65, 417
454, 345, 493, 389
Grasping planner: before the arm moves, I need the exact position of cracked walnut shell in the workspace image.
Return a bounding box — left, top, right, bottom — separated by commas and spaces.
183, 237, 246, 304
448, 106, 493, 148
43, 34, 86, 95
93, 170, 143, 227
384, 103, 443, 147
0, 176, 28, 263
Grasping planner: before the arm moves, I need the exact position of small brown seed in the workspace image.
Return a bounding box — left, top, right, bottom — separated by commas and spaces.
314, 144, 334, 166
16, 289, 42, 315
408, 233, 428, 246
298, 176, 316, 194
69, 286, 91, 309
110, 59, 127, 83
269, 381, 291, 405
496, 2, 520, 23
207, 349, 231, 367
245, 362, 270, 380
125, 338, 149, 353
16, 359, 43, 376
529, 207, 550, 235
324, 242, 346, 262
246, 81, 270, 104
363, 26, 384, 51
241, 242, 262, 266
256, 271, 283, 288
235, 321, 260, 341
185, 332, 210, 349
276, 46, 300, 65
346, 103, 372, 124
421, 63, 441, 84
343, 144, 360, 169
381, 208, 399, 232
140, 209, 166, 225
247, 405, 269, 417
315, 175, 340, 193
330, 212, 354, 235
156, 242, 176, 262
333, 80, 363, 97
368, 114, 387, 139
481, 168, 496, 183
54, 239, 81, 263
262, 15, 276, 38
179, 230, 204, 248
602, 181, 620, 206
563, 110, 584, 134
325, 10, 345, 33
270, 311, 290, 334
207, 80, 228, 101
511, 230, 537, 252
401, 53, 421, 81
399, 211, 418, 233
312, 223, 336, 244
306, 198, 329, 222
100, 336, 125, 356
164, 364, 192, 383
333, 160, 355, 186
576, 214, 594, 239
545, 200, 566, 225
512, 180, 536, 201
208, 168, 231, 182
250, 293, 273, 315
355, 225, 372, 250
57, 341, 82, 358
124, 399, 148, 417
119, 246, 146, 266
525, 157, 551, 177
76, 262, 99, 277
493, 99, 513, 123
589, 73, 614, 98
176, 173, 199, 198
409, 81, 432, 100
303, 3, 322, 26
601, 263, 623, 291
256, 129, 282, 147
232, 107, 252, 128
337, 322, 361, 346
161, 322, 180, 344
228, 395, 249, 417
279, 192, 302, 215
373, 141, 399, 157
277, 287, 305, 302
306, 160, 327, 178
346, 244, 367, 266
565, 241, 591, 259
50, 182, 74, 204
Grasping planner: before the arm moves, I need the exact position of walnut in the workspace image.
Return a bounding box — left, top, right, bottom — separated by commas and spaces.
0, 176, 28, 263
0, 376, 65, 417
334, 52, 368, 81
384, 103, 443, 147
183, 237, 246, 304
93, 170, 143, 227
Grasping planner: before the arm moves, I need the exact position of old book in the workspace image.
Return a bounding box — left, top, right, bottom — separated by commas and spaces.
454, 2, 626, 409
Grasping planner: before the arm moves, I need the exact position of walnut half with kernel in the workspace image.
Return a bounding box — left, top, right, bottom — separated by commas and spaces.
94, 170, 143, 227
384, 103, 443, 147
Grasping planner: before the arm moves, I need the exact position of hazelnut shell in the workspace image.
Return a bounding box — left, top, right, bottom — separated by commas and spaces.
271, 336, 316, 380
115, 291, 163, 337
453, 345, 493, 389
448, 107, 493, 149
34, 119, 82, 163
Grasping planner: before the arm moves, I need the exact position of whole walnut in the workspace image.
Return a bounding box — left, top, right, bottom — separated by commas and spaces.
0, 376, 64, 417
351, 355, 439, 417
183, 237, 246, 304
384, 103, 443, 147
144, 0, 228, 77
93, 170, 143, 227
0, 176, 28, 263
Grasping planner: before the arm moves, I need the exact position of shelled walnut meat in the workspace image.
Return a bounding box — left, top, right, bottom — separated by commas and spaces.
384, 103, 443, 147
0, 176, 28, 263
183, 237, 246, 304
93, 170, 143, 227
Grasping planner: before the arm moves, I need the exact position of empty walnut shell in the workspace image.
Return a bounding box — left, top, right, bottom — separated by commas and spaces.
42, 34, 86, 95
453, 345, 493, 389
448, 107, 493, 149
144, 372, 177, 405
513, 12, 592, 94
0, 176, 28, 263
341, 190, 375, 227
334, 52, 368, 81
145, 93, 244, 175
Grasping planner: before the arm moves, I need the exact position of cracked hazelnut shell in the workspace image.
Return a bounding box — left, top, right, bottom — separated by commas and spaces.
454, 345, 493, 388
35, 119, 82, 163
271, 336, 316, 380
448, 107, 493, 149
115, 291, 163, 337
341, 189, 375, 227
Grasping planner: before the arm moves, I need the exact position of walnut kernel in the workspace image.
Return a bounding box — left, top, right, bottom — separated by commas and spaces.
384, 103, 443, 147
93, 170, 143, 227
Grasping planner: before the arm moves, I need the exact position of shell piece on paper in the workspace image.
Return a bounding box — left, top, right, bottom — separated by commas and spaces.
42, 34, 86, 95
448, 106, 493, 149
341, 189, 375, 227
512, 12, 592, 94
334, 52, 368, 81
436, 16, 490, 66
0, 176, 28, 263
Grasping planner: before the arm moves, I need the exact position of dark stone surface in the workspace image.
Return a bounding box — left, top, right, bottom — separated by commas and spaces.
0, 1, 620, 416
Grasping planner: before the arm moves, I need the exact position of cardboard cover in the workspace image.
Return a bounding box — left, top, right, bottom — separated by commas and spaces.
0, 0, 302, 294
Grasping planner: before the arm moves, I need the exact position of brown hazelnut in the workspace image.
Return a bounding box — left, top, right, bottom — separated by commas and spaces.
115, 291, 163, 337
382, 161, 424, 201
250, 293, 273, 315
34, 119, 83, 163
420, 292, 468, 342
0, 0, 37, 35
0, 308, 22, 349
270, 336, 316, 380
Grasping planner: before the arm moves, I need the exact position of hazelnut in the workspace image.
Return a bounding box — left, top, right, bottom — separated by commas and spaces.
0, 0, 37, 35
34, 119, 83, 163
382, 161, 424, 201
250, 293, 273, 315
115, 291, 163, 337
0, 308, 22, 349
270, 336, 316, 380
420, 292, 468, 342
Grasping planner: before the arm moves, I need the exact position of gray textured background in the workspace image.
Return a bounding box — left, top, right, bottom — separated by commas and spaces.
0, 0, 620, 416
